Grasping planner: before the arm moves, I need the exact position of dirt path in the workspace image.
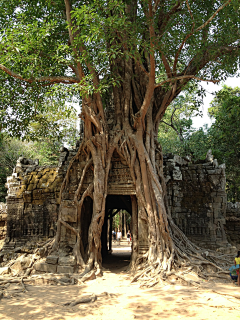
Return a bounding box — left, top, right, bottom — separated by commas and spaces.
1, 242, 240, 320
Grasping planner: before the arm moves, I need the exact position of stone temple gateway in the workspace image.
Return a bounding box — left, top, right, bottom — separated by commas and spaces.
1, 145, 232, 268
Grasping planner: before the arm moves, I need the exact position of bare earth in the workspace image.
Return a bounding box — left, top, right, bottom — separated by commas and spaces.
1, 241, 240, 320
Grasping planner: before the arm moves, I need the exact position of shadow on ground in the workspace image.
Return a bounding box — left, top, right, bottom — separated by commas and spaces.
102, 241, 131, 273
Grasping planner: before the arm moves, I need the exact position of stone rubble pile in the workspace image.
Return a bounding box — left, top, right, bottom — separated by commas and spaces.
0, 239, 78, 276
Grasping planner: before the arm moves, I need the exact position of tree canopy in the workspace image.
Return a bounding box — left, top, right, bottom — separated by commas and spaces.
158, 82, 204, 155
208, 85, 240, 201
159, 85, 240, 202
0, 0, 239, 130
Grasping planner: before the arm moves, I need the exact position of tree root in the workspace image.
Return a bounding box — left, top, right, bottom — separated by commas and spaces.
21, 277, 28, 292
174, 274, 200, 287
211, 290, 240, 300
80, 270, 97, 282
63, 292, 115, 308
70, 276, 84, 286
63, 294, 96, 307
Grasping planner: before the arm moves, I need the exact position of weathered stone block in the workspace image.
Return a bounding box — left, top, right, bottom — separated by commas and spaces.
32, 199, 44, 205
57, 265, 74, 274
58, 256, 76, 266
209, 175, 220, 186
11, 256, 32, 273
27, 184, 37, 191
32, 189, 42, 200
46, 255, 58, 265
173, 167, 182, 181
11, 261, 23, 274
23, 191, 32, 202
34, 262, 57, 273
1, 214, 7, 221
60, 200, 77, 222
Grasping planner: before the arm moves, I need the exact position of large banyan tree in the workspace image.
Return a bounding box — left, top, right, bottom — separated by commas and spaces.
0, 0, 239, 279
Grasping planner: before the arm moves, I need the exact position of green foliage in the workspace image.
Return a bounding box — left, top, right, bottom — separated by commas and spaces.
159, 85, 240, 202
0, 0, 239, 124
0, 100, 79, 202
158, 84, 208, 159
112, 210, 131, 232
1, 78, 79, 140
208, 85, 240, 201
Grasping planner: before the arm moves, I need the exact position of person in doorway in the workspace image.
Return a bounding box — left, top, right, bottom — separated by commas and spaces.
112, 230, 116, 242
235, 251, 240, 286
117, 229, 122, 245
127, 230, 131, 245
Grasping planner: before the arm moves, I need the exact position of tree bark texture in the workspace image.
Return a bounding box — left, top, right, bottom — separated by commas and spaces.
49, 53, 227, 282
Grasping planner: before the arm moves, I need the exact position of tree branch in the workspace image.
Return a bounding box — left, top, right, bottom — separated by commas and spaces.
64, 0, 84, 80
153, 0, 161, 14
0, 64, 79, 84
173, 0, 232, 74
154, 44, 238, 131
184, 44, 239, 79
157, 0, 184, 36
80, 104, 103, 133
186, 0, 195, 32
160, 107, 184, 142
133, 0, 156, 129
154, 75, 220, 88
159, 51, 172, 78
65, 0, 105, 127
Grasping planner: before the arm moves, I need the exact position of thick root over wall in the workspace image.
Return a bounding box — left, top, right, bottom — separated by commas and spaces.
48, 129, 231, 286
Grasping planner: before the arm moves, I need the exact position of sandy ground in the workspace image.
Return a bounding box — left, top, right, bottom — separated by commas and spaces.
1, 241, 240, 320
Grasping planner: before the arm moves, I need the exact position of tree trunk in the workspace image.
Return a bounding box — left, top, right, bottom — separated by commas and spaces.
50, 58, 223, 282
119, 210, 122, 235
130, 195, 138, 269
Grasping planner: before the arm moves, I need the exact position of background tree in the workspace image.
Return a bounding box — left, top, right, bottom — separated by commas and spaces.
158, 83, 204, 156
208, 85, 240, 201
0, 0, 239, 279
0, 101, 79, 202
159, 85, 240, 202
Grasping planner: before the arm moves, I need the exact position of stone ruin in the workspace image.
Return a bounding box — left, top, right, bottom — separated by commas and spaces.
164, 154, 228, 249
0, 147, 239, 274
0, 203, 7, 240
225, 202, 240, 245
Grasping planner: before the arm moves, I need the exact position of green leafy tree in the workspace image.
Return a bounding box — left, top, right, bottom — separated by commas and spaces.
0, 0, 239, 278
159, 85, 240, 202
0, 102, 79, 202
208, 85, 240, 201
158, 84, 204, 156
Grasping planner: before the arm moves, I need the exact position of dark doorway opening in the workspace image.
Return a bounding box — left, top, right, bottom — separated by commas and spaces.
80, 196, 93, 263
102, 195, 133, 271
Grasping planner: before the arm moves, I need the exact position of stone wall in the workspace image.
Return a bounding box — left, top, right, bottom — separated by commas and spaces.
0, 203, 7, 240
163, 153, 228, 249
225, 202, 240, 245
2, 149, 230, 250
4, 151, 75, 244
